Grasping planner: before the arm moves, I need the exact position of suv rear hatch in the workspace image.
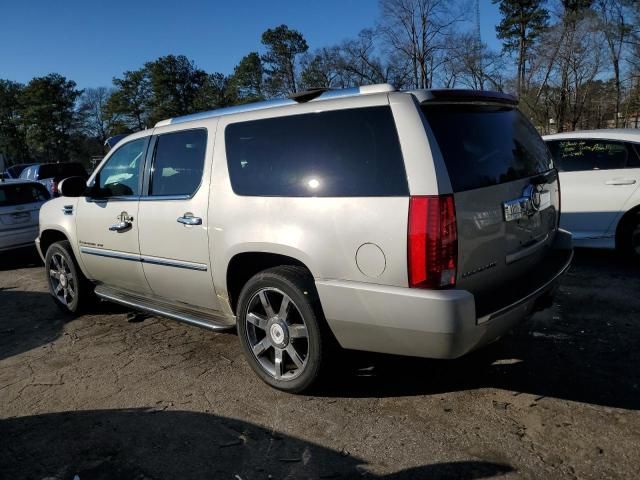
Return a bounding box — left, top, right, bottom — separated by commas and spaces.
420, 94, 562, 317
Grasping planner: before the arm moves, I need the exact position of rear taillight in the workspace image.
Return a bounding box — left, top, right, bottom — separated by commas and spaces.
408, 195, 458, 289
51, 181, 58, 195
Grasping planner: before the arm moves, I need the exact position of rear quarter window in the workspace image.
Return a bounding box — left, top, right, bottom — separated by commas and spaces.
225, 106, 408, 197
421, 105, 553, 192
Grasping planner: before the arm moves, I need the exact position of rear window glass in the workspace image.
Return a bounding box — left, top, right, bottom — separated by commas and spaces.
421, 105, 553, 192
0, 183, 50, 206
546, 139, 631, 171
38, 163, 87, 180
225, 106, 408, 197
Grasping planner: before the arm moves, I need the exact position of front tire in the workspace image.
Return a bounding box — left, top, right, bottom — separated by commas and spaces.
45, 240, 92, 314
237, 266, 327, 393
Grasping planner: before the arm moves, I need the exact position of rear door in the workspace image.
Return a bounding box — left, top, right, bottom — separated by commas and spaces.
137, 126, 219, 311
421, 103, 559, 310
546, 139, 640, 240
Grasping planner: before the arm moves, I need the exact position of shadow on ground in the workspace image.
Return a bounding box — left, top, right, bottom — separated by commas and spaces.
0, 409, 513, 480
0, 246, 42, 271
320, 249, 640, 410
0, 287, 126, 362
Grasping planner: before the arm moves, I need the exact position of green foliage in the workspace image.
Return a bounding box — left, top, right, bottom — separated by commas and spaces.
145, 55, 210, 124
0, 80, 28, 163
494, 0, 549, 53
227, 52, 264, 103
261, 24, 309, 96
20, 74, 81, 162
107, 69, 150, 131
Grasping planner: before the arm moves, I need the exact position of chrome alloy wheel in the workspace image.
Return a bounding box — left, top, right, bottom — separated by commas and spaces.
48, 252, 76, 306
244, 287, 309, 381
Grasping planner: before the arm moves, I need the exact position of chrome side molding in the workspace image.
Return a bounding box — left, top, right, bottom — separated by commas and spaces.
80, 246, 208, 271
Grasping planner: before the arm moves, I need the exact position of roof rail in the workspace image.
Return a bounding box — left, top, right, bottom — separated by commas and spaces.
155, 83, 396, 127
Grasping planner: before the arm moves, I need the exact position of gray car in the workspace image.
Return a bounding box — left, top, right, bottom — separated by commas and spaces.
36, 84, 573, 392
0, 179, 50, 252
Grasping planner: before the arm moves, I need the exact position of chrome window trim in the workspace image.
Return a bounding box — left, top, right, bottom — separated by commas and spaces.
86, 195, 141, 203
80, 246, 208, 271
139, 194, 190, 202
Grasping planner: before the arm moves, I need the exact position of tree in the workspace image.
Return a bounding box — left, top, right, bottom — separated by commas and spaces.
0, 80, 28, 163
193, 72, 232, 111
300, 47, 350, 89
144, 55, 211, 124
20, 73, 81, 162
108, 69, 151, 130
493, 0, 549, 97
261, 25, 309, 96
378, 0, 465, 89
594, 0, 633, 126
227, 52, 264, 103
78, 87, 123, 144
445, 33, 506, 91
338, 29, 410, 88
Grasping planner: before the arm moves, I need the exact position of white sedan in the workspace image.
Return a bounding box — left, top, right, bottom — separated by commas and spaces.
544, 129, 640, 257
0, 179, 51, 252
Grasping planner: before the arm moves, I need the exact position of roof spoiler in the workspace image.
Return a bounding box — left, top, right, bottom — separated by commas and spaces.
420, 89, 518, 106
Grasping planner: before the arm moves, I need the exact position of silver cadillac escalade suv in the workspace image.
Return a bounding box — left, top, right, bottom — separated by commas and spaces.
37, 84, 573, 392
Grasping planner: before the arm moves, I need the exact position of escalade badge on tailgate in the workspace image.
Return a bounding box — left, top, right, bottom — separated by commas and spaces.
503, 184, 551, 222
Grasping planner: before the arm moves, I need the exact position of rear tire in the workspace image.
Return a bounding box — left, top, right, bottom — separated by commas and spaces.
236, 266, 328, 393
45, 240, 92, 314
617, 211, 640, 260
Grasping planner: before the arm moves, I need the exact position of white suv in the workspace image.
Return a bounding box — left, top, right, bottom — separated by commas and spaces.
37, 85, 572, 392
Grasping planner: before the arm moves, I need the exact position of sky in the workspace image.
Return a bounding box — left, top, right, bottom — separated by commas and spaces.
0, 0, 502, 89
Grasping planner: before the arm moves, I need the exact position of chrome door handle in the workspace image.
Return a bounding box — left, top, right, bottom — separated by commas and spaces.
177, 213, 202, 225
605, 179, 637, 186
109, 221, 131, 231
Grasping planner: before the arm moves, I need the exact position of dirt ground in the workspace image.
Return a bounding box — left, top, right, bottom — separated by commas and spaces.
0, 248, 638, 480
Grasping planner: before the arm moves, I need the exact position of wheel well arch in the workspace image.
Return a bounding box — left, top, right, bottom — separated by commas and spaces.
226, 252, 311, 314
40, 229, 69, 257
615, 203, 640, 249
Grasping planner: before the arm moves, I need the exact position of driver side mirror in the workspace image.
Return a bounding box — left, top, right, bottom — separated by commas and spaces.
59, 176, 88, 197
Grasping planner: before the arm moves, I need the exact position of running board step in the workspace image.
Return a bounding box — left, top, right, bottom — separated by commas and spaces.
94, 285, 235, 331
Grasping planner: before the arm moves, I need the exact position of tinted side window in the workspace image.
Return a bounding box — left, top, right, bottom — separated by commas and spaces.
96, 138, 147, 196
548, 140, 629, 172
149, 129, 207, 196
628, 143, 640, 167
0, 183, 50, 206
225, 107, 408, 197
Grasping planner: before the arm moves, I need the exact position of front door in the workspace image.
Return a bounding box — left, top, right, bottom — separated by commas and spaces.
137, 127, 218, 310
76, 135, 151, 294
